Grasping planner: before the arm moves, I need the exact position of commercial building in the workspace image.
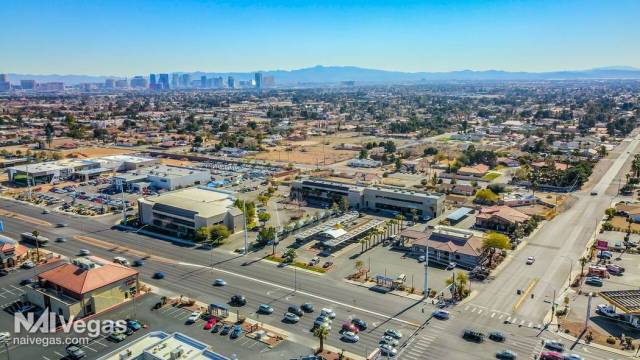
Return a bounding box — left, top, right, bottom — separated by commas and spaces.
20, 80, 36, 90
138, 187, 244, 238
130, 76, 148, 88
0, 74, 9, 92
158, 74, 170, 90
98, 331, 229, 360
23, 256, 139, 320
227, 76, 235, 89
149, 74, 157, 89
201, 75, 207, 88
180, 73, 191, 88
291, 178, 444, 220
0, 235, 29, 269
104, 79, 115, 89
112, 165, 210, 191
7, 155, 159, 184
255, 72, 263, 90
400, 226, 485, 269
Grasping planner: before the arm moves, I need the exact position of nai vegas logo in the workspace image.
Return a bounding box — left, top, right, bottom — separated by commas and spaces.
14, 309, 127, 337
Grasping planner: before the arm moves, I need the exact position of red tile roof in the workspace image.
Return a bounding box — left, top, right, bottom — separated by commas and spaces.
38, 256, 137, 295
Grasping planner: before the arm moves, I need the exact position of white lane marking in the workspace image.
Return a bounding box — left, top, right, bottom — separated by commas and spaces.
464, 305, 469, 310
471, 308, 476, 313
178, 261, 419, 327
54, 351, 65, 358
477, 309, 483, 315
499, 314, 505, 319
491, 312, 496, 318
528, 321, 533, 327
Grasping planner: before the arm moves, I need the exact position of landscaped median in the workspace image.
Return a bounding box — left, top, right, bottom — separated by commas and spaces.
264, 254, 328, 273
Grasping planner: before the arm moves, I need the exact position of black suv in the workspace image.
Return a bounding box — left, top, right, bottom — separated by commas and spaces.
288, 305, 304, 316
230, 295, 246, 306
462, 329, 484, 342
352, 318, 367, 331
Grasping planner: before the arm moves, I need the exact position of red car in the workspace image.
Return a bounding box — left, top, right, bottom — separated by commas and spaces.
540, 351, 563, 360
203, 317, 217, 330
342, 322, 359, 333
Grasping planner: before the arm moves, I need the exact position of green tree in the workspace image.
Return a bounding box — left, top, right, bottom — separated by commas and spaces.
358, 148, 368, 159
32, 229, 41, 262
474, 189, 499, 204
283, 248, 297, 262
482, 232, 511, 266
339, 197, 349, 213
257, 226, 276, 245
194, 227, 210, 242
258, 212, 271, 227
604, 208, 616, 219
446, 271, 470, 300
209, 224, 231, 246
313, 325, 330, 353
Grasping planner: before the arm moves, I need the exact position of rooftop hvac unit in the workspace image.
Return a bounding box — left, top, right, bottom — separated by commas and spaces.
170, 348, 184, 360
72, 258, 97, 270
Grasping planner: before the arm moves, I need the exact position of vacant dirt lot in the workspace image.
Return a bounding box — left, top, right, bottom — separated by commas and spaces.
62, 146, 134, 158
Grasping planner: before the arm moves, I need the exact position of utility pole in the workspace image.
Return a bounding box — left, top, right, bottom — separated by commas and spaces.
243, 201, 248, 256
423, 241, 430, 300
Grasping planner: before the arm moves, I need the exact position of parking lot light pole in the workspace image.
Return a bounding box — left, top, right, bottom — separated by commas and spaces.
423, 241, 429, 300
243, 201, 248, 255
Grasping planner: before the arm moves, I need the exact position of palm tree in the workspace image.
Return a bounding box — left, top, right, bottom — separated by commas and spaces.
359, 238, 367, 254
410, 208, 419, 224
395, 214, 406, 231
313, 325, 330, 353
579, 256, 589, 277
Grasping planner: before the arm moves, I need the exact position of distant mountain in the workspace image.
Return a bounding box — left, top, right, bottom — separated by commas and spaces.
7, 65, 640, 85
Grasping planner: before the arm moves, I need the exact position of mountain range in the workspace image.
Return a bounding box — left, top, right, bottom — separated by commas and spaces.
6, 65, 640, 85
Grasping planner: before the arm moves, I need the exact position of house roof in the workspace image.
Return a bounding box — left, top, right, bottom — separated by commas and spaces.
38, 256, 137, 295
405, 228, 484, 257
477, 205, 530, 224
458, 164, 490, 175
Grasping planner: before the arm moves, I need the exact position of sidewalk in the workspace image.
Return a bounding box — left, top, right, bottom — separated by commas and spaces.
343, 278, 424, 301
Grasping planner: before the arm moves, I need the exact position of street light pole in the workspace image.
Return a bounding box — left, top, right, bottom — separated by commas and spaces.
243, 201, 248, 256
423, 241, 429, 300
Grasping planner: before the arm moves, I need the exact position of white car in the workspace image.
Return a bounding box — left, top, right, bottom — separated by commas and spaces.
563, 354, 583, 360
21, 261, 35, 269
213, 279, 226, 286
79, 249, 91, 256
342, 331, 359, 342
320, 308, 336, 319
526, 256, 535, 265
284, 312, 300, 323
186, 311, 202, 323
418, 255, 426, 262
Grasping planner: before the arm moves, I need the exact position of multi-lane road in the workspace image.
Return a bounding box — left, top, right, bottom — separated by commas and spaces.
1, 133, 638, 359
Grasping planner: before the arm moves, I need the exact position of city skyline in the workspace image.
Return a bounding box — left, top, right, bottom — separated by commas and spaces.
2, 0, 640, 75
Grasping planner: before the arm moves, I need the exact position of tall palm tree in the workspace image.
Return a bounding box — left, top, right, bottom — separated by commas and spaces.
579, 256, 589, 277
395, 214, 406, 231
313, 325, 330, 353
32, 229, 40, 262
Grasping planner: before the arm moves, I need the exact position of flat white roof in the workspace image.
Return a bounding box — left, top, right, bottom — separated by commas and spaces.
140, 187, 235, 218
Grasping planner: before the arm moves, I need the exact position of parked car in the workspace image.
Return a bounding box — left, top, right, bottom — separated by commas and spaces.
544, 340, 564, 352
284, 312, 300, 323
21, 261, 35, 269
0, 270, 8, 277
203, 318, 217, 330
384, 328, 403, 339
211, 322, 223, 333
187, 311, 202, 323
108, 332, 126, 342
230, 295, 246, 306
314, 316, 331, 328
489, 331, 506, 342
606, 264, 625, 274
342, 331, 359, 342
496, 350, 517, 359
126, 319, 141, 331
585, 276, 603, 286
418, 255, 426, 262
563, 354, 583, 360
220, 324, 232, 335
526, 256, 535, 265
66, 345, 86, 359
432, 310, 450, 320
597, 251, 613, 260
301, 303, 314, 313
19, 278, 35, 286
446, 262, 457, 270
230, 325, 243, 339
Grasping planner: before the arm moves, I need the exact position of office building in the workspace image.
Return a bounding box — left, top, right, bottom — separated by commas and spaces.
24, 256, 139, 320
158, 73, 169, 90
111, 165, 211, 192
149, 73, 157, 89
20, 80, 36, 90
130, 76, 148, 88
98, 331, 230, 360
0, 74, 10, 92
104, 79, 115, 89
212, 76, 224, 88
115, 79, 128, 88
200, 75, 207, 88
138, 187, 244, 238
291, 178, 445, 220
37, 82, 64, 92
171, 73, 179, 89
227, 76, 235, 89
254, 72, 263, 90
179, 73, 191, 88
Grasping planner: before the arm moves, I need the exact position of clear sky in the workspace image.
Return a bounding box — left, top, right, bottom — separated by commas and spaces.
2, 0, 639, 75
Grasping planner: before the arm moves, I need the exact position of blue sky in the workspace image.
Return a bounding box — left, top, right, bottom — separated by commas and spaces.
1, 0, 639, 75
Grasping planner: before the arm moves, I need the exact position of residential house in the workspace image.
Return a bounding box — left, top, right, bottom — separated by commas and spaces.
457, 164, 490, 178
475, 205, 530, 232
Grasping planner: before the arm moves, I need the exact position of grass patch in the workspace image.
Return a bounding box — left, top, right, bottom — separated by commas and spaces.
482, 172, 502, 181
265, 255, 327, 273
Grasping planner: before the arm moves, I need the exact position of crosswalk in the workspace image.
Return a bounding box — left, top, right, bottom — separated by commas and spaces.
397, 318, 450, 360
461, 303, 543, 329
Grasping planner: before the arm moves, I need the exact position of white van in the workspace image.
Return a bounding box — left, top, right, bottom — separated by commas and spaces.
113, 256, 130, 266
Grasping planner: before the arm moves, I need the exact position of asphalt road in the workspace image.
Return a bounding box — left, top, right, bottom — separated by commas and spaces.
470, 133, 640, 323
